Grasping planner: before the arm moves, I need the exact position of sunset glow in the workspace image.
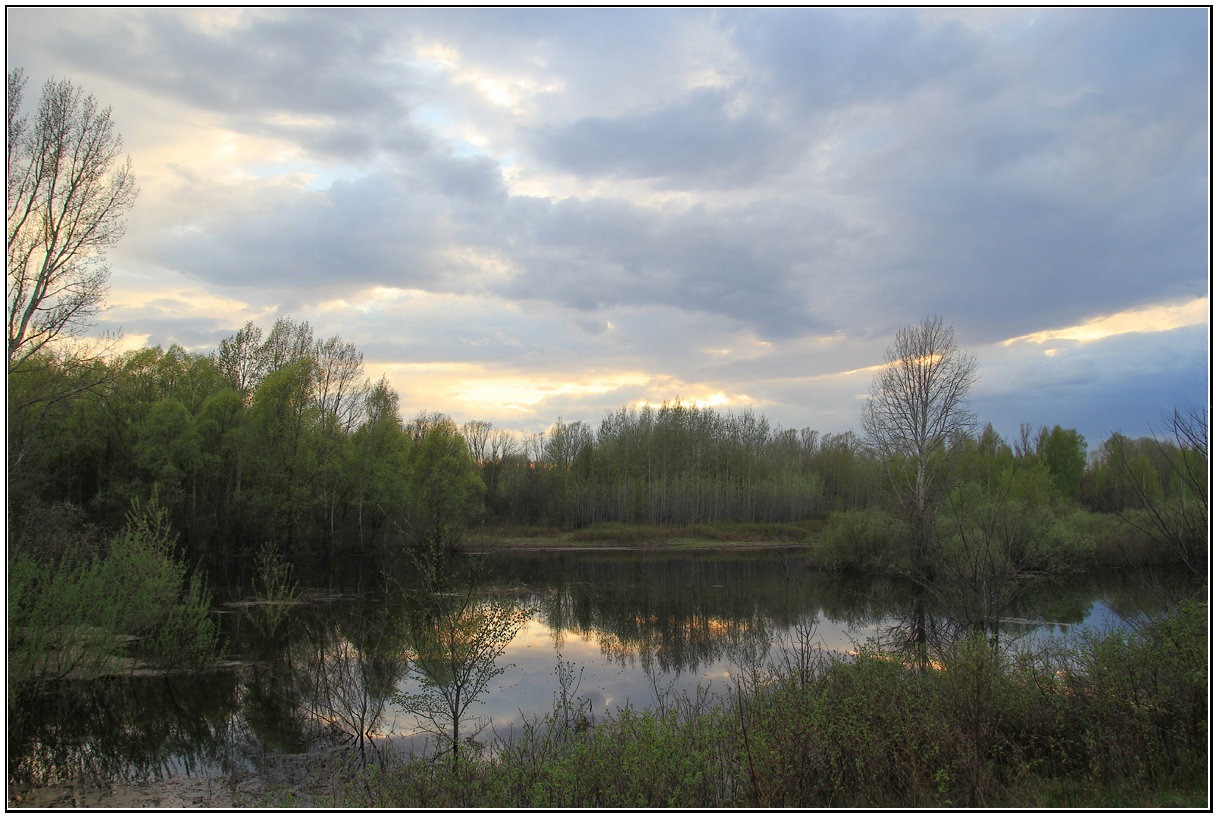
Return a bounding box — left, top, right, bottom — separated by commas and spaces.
1003, 297, 1208, 347
8, 7, 1204, 442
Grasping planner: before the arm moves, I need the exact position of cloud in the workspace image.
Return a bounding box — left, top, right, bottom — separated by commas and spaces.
1003, 297, 1208, 346
7, 8, 1207, 444
972, 323, 1208, 446
535, 88, 793, 189
43, 9, 422, 163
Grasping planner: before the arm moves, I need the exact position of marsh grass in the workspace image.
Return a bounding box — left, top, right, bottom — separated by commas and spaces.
569, 520, 822, 544
470, 519, 825, 547
264, 600, 1207, 808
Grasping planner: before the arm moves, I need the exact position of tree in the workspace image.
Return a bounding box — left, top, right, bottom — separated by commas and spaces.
393, 540, 532, 763
1107, 410, 1209, 578
407, 416, 485, 549
861, 316, 978, 667
862, 316, 979, 565
7, 70, 138, 477
7, 69, 138, 372
1035, 425, 1087, 501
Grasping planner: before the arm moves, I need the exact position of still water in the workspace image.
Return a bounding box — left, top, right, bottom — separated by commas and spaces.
8, 547, 1186, 785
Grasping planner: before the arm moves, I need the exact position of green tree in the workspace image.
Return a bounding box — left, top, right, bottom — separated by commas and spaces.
245, 359, 321, 547
132, 397, 201, 520
407, 415, 485, 549
350, 377, 411, 549
1035, 425, 1087, 501
394, 540, 532, 762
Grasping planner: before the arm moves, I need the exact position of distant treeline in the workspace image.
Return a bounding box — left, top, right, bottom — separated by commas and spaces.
7, 320, 1204, 558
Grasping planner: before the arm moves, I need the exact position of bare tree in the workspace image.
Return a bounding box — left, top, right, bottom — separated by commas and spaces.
7, 69, 138, 373
7, 70, 138, 476
462, 420, 493, 465
1111, 408, 1209, 580
861, 316, 978, 667
862, 316, 978, 558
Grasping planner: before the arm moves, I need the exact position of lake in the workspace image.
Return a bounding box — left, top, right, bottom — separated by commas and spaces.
8, 546, 1190, 787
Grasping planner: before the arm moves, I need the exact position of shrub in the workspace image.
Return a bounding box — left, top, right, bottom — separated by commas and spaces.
265, 602, 1208, 809
816, 510, 908, 573
8, 499, 221, 701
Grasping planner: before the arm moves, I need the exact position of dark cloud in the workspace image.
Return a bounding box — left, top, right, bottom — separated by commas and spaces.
9, 8, 1206, 439
496, 196, 848, 337
972, 325, 1209, 448
535, 88, 793, 188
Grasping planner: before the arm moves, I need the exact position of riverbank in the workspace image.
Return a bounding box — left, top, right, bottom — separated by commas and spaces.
8, 774, 260, 809
460, 520, 824, 552
247, 601, 1210, 809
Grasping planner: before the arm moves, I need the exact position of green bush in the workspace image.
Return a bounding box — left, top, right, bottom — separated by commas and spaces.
816, 510, 908, 573
7, 500, 221, 702
263, 603, 1208, 809
1057, 601, 1208, 784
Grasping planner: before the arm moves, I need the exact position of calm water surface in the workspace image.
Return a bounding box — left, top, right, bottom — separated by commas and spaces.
9, 548, 1188, 783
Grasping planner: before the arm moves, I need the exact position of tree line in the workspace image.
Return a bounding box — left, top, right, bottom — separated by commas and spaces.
9, 316, 1206, 563
5, 69, 1204, 573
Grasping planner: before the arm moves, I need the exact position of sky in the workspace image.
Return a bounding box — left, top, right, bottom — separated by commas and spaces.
6, 8, 1210, 449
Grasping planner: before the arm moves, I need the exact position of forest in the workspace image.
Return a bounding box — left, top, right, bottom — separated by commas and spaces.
8, 318, 1207, 570
6, 60, 1208, 809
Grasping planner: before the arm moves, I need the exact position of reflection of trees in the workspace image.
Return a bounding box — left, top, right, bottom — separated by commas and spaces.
477, 551, 1197, 678
224, 568, 412, 770
13, 553, 1197, 786
7, 567, 417, 785
483, 552, 909, 674
7, 670, 241, 785
868, 568, 1205, 665
393, 544, 533, 763
277, 586, 409, 765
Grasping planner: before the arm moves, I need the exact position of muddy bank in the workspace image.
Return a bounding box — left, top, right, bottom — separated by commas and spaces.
8, 773, 264, 809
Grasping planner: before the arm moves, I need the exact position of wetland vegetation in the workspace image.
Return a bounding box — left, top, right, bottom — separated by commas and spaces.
7, 319, 1208, 807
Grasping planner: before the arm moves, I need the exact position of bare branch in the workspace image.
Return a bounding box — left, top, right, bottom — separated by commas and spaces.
6, 70, 138, 375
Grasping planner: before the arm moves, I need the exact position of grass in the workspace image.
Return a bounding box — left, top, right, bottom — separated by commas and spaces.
469, 519, 827, 548
253, 601, 1208, 809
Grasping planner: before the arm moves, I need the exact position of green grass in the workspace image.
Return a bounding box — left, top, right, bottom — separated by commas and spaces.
256, 601, 1208, 809
471, 519, 826, 547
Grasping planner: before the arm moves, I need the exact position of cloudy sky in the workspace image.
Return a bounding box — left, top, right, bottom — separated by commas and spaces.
7, 8, 1209, 448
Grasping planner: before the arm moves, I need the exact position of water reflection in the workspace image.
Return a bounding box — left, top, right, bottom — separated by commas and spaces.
9, 551, 1194, 786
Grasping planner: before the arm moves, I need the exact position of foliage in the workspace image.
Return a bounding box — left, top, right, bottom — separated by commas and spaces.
816, 509, 908, 573
393, 539, 534, 761
280, 602, 1207, 808
7, 294, 1203, 594
8, 499, 221, 705
405, 417, 486, 549
1084, 410, 1208, 577
1036, 425, 1088, 500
